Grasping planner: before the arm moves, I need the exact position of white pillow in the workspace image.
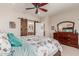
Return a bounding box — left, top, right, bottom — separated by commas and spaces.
0, 33, 8, 39
0, 33, 11, 56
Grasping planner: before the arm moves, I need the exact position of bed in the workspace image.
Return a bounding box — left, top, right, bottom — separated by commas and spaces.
0, 33, 62, 56
11, 35, 62, 56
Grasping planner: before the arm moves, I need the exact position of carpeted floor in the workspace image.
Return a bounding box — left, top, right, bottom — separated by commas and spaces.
61, 45, 79, 56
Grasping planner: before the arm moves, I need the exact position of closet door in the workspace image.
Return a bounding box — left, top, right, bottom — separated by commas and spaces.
36, 23, 45, 36
21, 18, 27, 36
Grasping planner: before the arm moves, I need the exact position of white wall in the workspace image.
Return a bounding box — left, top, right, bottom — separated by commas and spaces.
0, 11, 21, 36
41, 6, 79, 37
41, 16, 51, 37
0, 4, 40, 36
49, 7, 79, 37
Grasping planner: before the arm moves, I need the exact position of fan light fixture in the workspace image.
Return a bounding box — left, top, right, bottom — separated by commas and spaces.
26, 3, 48, 14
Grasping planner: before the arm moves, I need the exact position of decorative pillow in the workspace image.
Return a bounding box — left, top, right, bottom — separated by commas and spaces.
7, 33, 22, 47
0, 33, 11, 56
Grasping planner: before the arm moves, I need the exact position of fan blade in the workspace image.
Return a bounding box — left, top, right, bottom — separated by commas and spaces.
32, 3, 38, 7
39, 3, 48, 7
35, 8, 38, 14
26, 7, 35, 10
39, 8, 47, 12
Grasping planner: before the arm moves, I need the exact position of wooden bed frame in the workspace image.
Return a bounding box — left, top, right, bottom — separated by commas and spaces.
54, 50, 61, 56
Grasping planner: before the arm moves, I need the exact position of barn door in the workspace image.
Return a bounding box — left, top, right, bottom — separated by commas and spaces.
21, 18, 27, 36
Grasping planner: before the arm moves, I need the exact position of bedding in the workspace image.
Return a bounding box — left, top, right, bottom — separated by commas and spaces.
11, 35, 62, 56
0, 32, 62, 56
7, 33, 22, 47
0, 33, 11, 56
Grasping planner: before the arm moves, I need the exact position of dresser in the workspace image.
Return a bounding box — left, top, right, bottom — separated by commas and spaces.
53, 32, 79, 48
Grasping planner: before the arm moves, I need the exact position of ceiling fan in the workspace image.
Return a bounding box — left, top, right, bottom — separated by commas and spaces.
26, 3, 48, 14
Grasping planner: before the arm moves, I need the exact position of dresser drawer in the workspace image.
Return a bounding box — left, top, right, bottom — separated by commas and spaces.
67, 41, 78, 48
53, 32, 78, 48
67, 38, 78, 44
67, 34, 78, 39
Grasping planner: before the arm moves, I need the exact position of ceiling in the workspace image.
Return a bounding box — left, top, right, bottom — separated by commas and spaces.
0, 3, 79, 19
23, 3, 79, 18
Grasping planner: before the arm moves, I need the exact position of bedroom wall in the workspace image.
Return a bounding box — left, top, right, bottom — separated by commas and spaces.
49, 6, 79, 37
40, 16, 51, 37
0, 12, 21, 36
0, 4, 39, 36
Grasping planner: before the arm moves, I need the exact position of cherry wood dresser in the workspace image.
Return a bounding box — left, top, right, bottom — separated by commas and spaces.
53, 32, 79, 48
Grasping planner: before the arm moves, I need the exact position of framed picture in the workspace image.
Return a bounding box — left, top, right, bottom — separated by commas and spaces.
9, 21, 16, 28
51, 26, 54, 30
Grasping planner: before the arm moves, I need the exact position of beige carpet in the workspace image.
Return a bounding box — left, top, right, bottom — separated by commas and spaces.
61, 45, 79, 56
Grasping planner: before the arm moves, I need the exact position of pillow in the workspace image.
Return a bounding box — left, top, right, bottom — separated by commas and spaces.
0, 33, 11, 56
0, 32, 8, 39
7, 33, 22, 47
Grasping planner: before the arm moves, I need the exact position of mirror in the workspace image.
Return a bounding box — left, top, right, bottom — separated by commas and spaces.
57, 21, 75, 32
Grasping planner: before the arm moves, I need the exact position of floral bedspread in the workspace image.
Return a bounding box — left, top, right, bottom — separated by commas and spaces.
0, 33, 62, 56
21, 35, 62, 56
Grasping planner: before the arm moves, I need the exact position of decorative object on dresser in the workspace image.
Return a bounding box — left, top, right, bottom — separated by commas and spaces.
53, 21, 79, 48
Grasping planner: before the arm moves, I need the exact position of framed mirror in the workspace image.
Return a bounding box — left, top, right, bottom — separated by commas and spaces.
57, 21, 75, 32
